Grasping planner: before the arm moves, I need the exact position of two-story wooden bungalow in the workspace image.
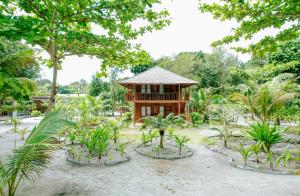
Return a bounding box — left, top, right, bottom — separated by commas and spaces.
119, 66, 197, 123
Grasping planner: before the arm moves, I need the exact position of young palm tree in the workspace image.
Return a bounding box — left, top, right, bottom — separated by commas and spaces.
141, 113, 186, 148
230, 74, 299, 124
187, 88, 212, 123
0, 109, 75, 196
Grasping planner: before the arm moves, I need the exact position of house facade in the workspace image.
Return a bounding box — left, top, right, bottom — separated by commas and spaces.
119, 66, 197, 123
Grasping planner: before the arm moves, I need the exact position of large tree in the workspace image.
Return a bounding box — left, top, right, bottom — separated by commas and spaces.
199, 0, 300, 56
0, 0, 170, 111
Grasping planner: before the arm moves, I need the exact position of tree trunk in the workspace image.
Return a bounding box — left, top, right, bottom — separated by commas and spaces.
159, 130, 164, 148
111, 81, 115, 117
275, 115, 280, 126
47, 58, 58, 112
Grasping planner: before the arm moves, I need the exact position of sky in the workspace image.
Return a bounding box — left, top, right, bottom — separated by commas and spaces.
41, 0, 251, 85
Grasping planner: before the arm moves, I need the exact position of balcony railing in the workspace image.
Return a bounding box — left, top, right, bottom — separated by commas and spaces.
125, 92, 189, 101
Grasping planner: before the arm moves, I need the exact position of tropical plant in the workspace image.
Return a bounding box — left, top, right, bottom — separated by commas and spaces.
141, 113, 186, 148
92, 127, 111, 159
16, 128, 30, 141
244, 122, 286, 152
31, 110, 42, 117
187, 88, 212, 123
266, 151, 274, 169
68, 130, 77, 145
230, 74, 300, 124
117, 143, 127, 157
189, 112, 202, 127
0, 109, 75, 196
141, 132, 150, 146
0, 38, 38, 103
174, 135, 190, 155
237, 144, 252, 169
106, 120, 120, 144
210, 122, 232, 148
87, 96, 103, 116
249, 142, 264, 164
276, 150, 293, 168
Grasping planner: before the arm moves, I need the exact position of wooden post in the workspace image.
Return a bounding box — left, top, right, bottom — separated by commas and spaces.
178, 84, 181, 115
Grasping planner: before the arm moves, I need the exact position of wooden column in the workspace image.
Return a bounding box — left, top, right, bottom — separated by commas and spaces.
178, 84, 181, 115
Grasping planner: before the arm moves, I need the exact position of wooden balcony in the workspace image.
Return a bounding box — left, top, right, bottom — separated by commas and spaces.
125, 92, 189, 102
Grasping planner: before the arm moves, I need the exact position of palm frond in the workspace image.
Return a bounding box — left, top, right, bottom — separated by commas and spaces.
26, 109, 76, 144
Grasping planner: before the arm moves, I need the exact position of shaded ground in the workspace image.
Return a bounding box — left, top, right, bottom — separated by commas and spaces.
0, 118, 299, 196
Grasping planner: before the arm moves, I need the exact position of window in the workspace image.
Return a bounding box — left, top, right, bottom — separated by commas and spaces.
141, 106, 151, 117
147, 106, 151, 115
159, 84, 164, 94
147, 84, 151, 94
141, 106, 146, 117
141, 85, 145, 94
159, 106, 164, 114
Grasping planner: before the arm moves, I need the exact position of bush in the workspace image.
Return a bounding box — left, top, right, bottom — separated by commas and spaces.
31, 110, 42, 117
189, 112, 202, 127
245, 122, 286, 151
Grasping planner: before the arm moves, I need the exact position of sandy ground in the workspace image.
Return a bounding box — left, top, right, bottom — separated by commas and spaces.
0, 118, 300, 196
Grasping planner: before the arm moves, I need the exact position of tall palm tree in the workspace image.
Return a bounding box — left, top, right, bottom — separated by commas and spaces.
187, 88, 212, 123
230, 74, 299, 124
0, 37, 37, 102
0, 109, 75, 196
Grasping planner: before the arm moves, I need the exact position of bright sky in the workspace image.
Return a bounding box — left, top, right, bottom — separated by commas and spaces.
41, 0, 251, 85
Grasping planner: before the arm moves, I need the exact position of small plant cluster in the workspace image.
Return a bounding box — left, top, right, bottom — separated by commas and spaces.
66, 119, 127, 163
237, 122, 299, 170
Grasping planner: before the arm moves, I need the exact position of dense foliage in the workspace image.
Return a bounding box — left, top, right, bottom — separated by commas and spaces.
0, 0, 170, 110
199, 0, 300, 56
0, 38, 38, 102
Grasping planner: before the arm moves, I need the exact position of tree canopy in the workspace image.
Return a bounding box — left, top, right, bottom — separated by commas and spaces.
199, 0, 300, 56
0, 37, 38, 102
0, 0, 170, 110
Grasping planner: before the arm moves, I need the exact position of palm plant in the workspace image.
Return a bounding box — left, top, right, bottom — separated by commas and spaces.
245, 122, 286, 152
174, 135, 190, 155
0, 109, 75, 196
249, 142, 263, 164
230, 74, 299, 124
187, 88, 212, 123
237, 144, 252, 169
141, 113, 186, 148
16, 128, 30, 141
87, 96, 103, 116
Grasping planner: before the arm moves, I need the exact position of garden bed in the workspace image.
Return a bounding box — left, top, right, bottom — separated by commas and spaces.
135, 138, 193, 160
204, 136, 300, 175
65, 143, 130, 166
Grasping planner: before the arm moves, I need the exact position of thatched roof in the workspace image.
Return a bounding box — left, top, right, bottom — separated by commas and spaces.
119, 66, 198, 86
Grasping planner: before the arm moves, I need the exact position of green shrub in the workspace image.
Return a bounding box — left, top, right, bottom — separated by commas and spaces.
245, 122, 286, 151
31, 110, 42, 117
189, 112, 202, 127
